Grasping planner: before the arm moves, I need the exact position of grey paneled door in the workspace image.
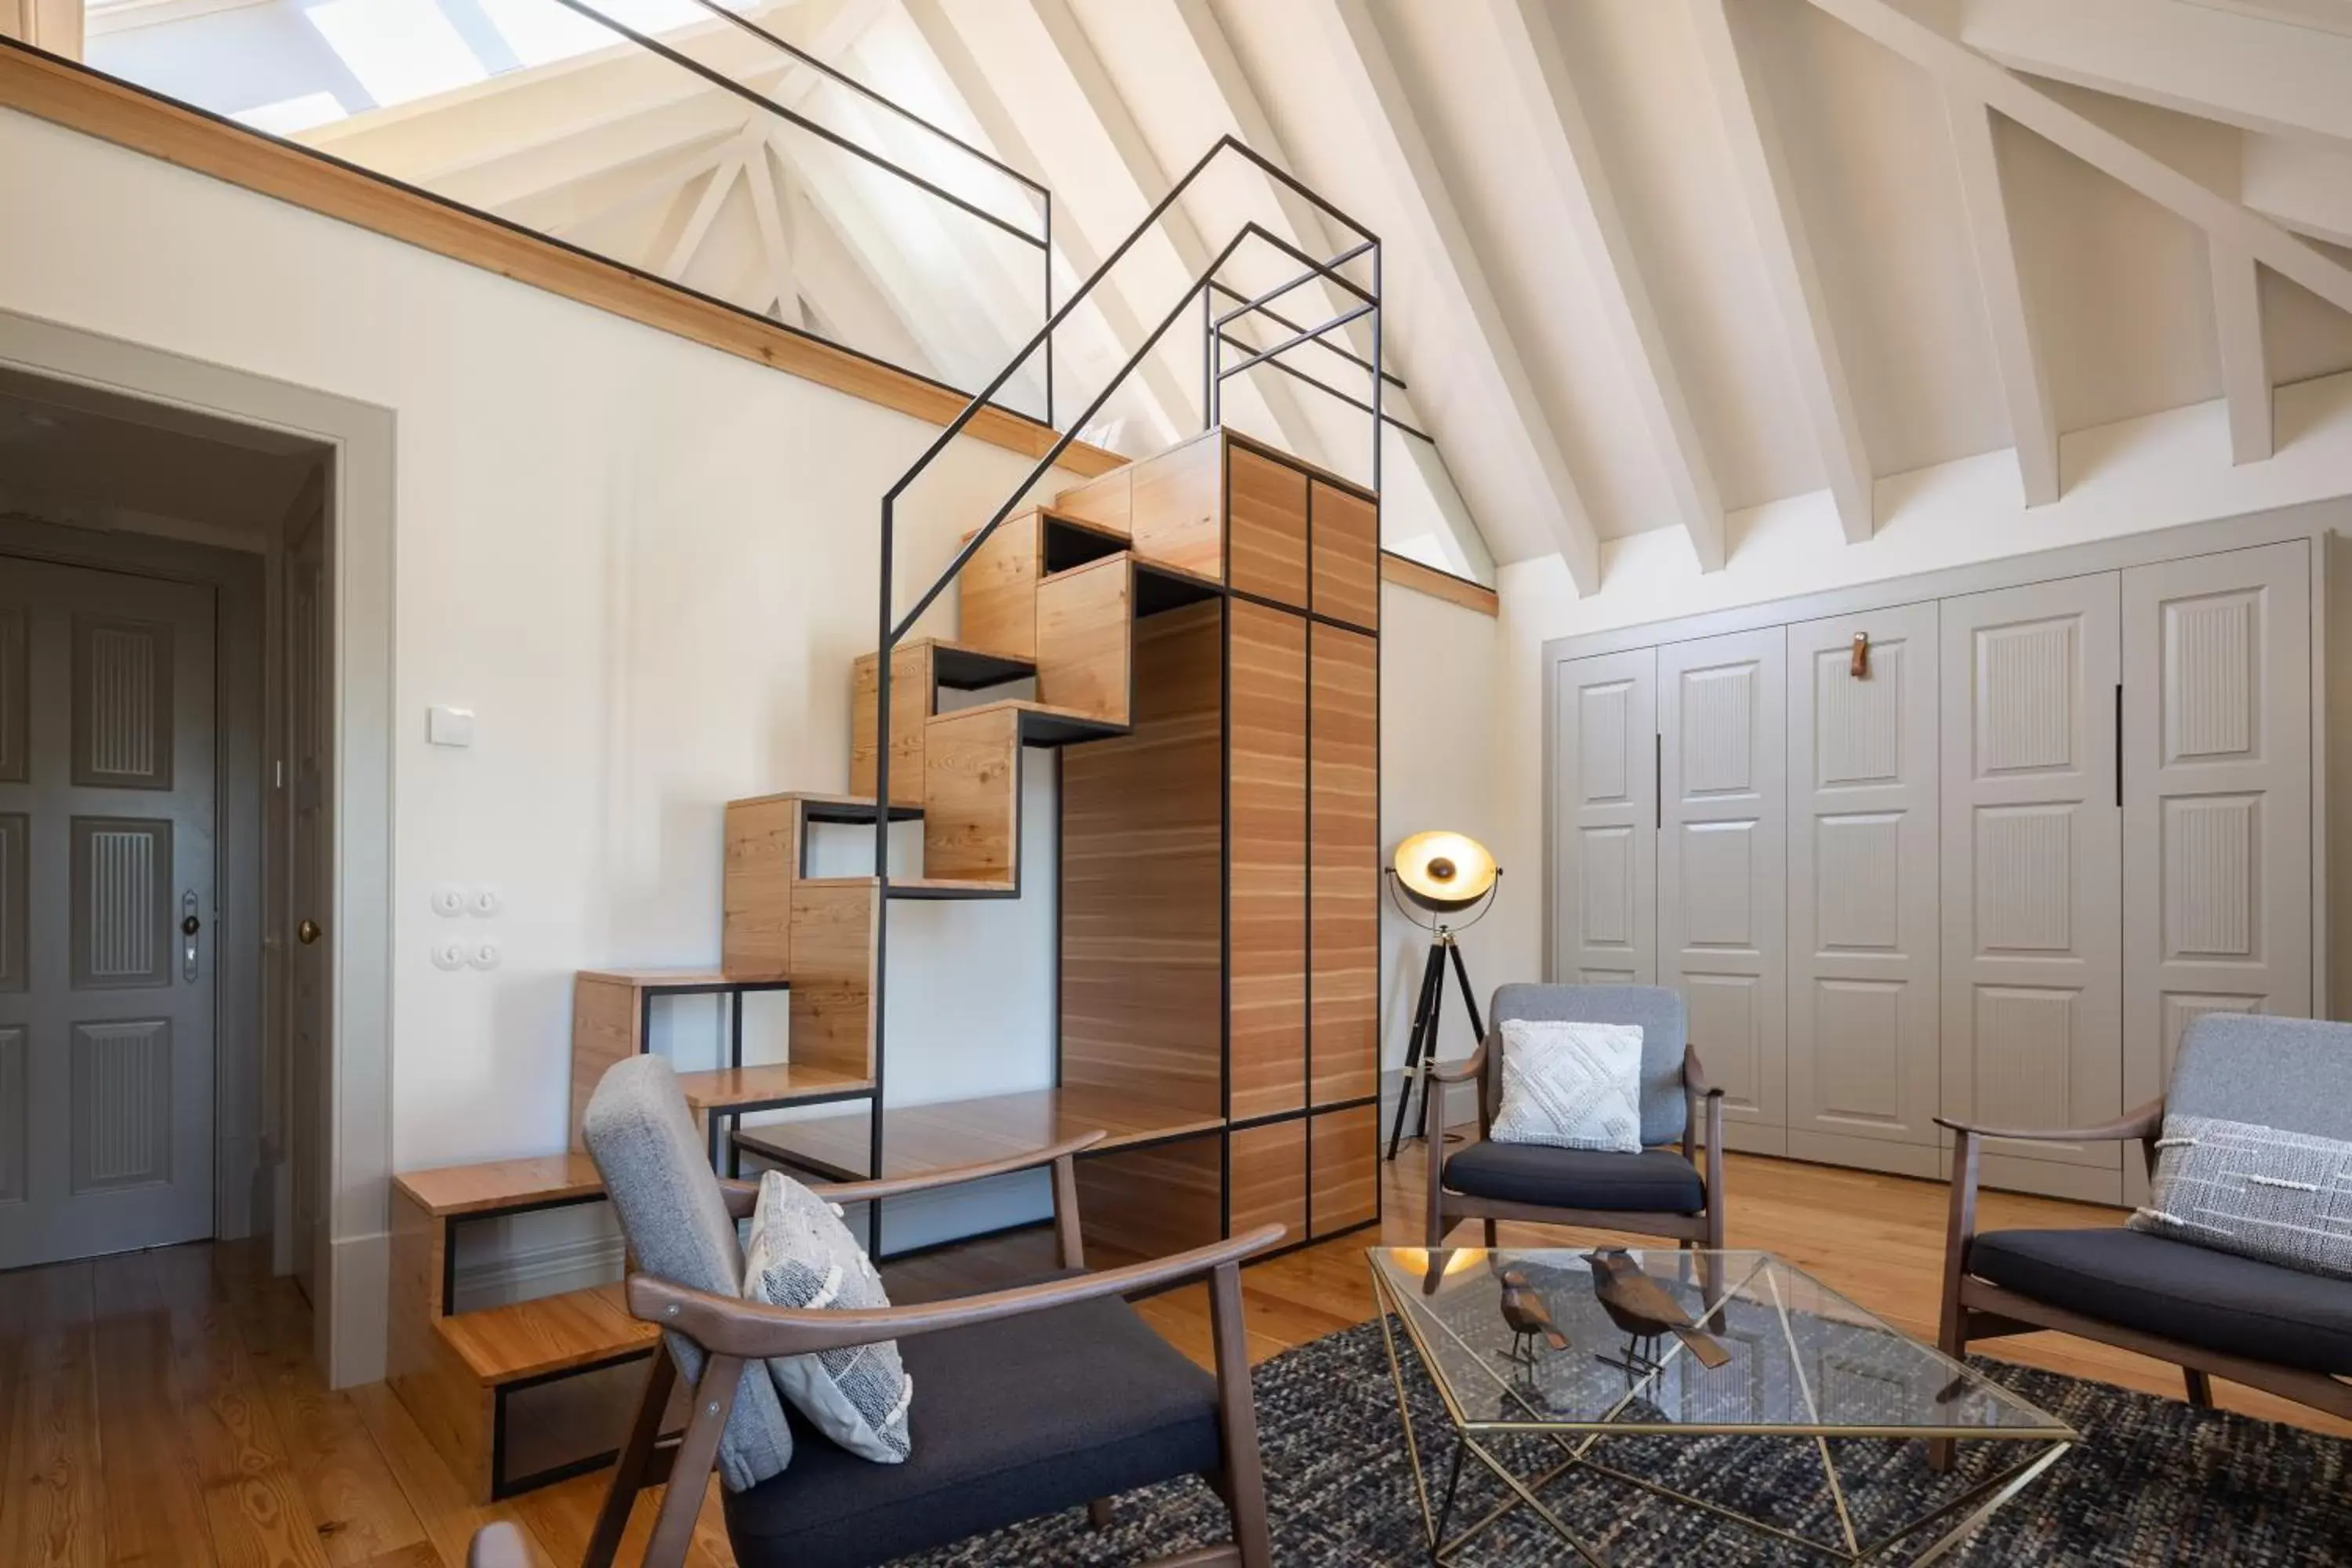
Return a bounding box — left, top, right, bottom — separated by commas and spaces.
2122, 543, 2311, 1116
1553, 648, 1657, 986
1657, 628, 1785, 1152
1786, 602, 1940, 1162
1940, 573, 2122, 1191
0, 556, 216, 1269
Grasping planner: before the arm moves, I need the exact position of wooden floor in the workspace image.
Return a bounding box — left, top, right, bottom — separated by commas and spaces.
4, 1146, 2343, 1566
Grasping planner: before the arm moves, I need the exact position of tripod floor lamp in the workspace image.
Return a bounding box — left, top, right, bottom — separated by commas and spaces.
1384, 830, 1500, 1162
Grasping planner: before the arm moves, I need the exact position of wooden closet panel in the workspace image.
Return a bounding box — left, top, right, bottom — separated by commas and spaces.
1060, 601, 1225, 1116
1785, 603, 1941, 1161
1227, 445, 1309, 608
1310, 622, 1379, 1106
1228, 600, 1308, 1120
1657, 627, 1787, 1152
1939, 574, 2122, 1189
1308, 1105, 1377, 1237
1227, 1119, 1307, 1246
1311, 481, 1380, 632
2122, 543, 2311, 1121
1553, 648, 1657, 985
1075, 1133, 1224, 1264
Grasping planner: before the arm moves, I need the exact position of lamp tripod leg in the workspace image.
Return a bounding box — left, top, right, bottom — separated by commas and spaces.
1385, 938, 1450, 1161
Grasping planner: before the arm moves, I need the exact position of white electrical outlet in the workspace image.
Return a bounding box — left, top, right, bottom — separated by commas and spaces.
432, 886, 466, 917
470, 887, 502, 917
432, 939, 467, 971
470, 940, 503, 971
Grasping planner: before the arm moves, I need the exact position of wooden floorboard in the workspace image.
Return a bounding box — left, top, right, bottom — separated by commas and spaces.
2, 1145, 2343, 1566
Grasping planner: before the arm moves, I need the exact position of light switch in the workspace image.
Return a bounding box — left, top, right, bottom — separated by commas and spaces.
427, 706, 476, 747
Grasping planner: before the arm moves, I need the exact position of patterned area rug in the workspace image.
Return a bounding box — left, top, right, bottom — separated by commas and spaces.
905, 1318, 2351, 1566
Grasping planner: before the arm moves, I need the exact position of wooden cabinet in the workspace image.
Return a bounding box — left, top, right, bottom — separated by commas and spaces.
1310, 621, 1380, 1107
1057, 431, 1380, 1252
1547, 536, 2318, 1204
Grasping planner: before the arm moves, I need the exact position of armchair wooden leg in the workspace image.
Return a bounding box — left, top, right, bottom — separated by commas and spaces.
646, 1354, 746, 1568
586, 1350, 677, 1568
1931, 1131, 1983, 1475
1207, 1261, 1272, 1568
2184, 1368, 2213, 1407
1482, 1219, 1498, 1250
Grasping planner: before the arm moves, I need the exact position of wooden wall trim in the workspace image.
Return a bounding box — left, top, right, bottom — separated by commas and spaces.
1380, 551, 1498, 616
0, 42, 1124, 479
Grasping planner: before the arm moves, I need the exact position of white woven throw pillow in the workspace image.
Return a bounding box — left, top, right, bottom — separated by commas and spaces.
742, 1170, 914, 1463
2128, 1113, 2352, 1282
1489, 1018, 1646, 1154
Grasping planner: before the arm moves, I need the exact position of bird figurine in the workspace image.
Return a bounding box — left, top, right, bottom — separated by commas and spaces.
1583, 1247, 1733, 1375
1496, 1269, 1570, 1367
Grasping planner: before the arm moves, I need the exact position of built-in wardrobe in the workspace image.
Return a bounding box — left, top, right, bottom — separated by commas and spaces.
1549, 517, 2336, 1204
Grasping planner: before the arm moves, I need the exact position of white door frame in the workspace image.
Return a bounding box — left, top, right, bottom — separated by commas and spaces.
0, 308, 397, 1388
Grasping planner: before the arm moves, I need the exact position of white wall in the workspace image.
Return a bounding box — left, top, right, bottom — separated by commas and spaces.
1484, 372, 2352, 1002
0, 105, 1079, 1186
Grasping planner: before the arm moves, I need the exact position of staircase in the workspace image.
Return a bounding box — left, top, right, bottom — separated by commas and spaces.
385, 136, 1390, 1504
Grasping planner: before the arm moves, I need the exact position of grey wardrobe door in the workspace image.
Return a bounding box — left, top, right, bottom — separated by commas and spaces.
1553, 649, 1656, 986
2122, 542, 2311, 1118
1657, 628, 1785, 1152
1786, 603, 1940, 1163
1940, 573, 2123, 1196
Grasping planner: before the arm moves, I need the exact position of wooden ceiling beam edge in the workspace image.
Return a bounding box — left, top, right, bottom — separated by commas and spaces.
1499, 0, 1726, 572
1688, 0, 1877, 546
0, 43, 1124, 479
1943, 88, 2062, 506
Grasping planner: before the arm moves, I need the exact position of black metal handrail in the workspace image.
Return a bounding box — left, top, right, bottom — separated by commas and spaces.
865, 137, 1391, 1212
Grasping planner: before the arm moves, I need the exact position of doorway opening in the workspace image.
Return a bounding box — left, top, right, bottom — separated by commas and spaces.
0, 364, 335, 1312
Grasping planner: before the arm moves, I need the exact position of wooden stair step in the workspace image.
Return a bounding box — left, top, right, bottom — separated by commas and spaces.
901, 636, 1039, 691
733, 789, 924, 825
733, 1086, 1225, 1182
433, 1282, 657, 1386
673, 1061, 873, 1111
938, 696, 1129, 747
796, 873, 1020, 899
394, 1153, 605, 1218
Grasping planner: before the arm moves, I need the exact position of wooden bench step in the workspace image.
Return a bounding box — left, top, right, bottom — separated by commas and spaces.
393, 1154, 605, 1219
673, 1060, 874, 1111
433, 1282, 658, 1386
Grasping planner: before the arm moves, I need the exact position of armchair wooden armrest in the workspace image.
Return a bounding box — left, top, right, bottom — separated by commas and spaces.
1678, 1049, 1726, 1245
1425, 1044, 1486, 1085
630, 1223, 1283, 1359
1933, 1102, 2163, 1145
1682, 1048, 1722, 1100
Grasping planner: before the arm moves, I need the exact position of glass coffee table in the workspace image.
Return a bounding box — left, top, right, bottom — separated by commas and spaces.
1368, 1247, 2074, 1566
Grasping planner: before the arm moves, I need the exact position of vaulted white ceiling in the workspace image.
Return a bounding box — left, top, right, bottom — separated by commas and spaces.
79, 0, 2352, 591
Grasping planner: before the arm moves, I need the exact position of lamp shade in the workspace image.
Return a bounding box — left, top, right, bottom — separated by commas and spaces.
1392, 830, 1498, 912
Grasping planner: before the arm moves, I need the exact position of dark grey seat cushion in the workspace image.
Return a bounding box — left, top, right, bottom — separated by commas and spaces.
1441, 1139, 1705, 1214
1490, 985, 1690, 1145
720, 1288, 1221, 1568
1969, 1227, 2352, 1375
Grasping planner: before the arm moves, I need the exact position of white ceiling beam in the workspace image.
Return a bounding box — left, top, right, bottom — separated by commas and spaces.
1959, 0, 2352, 147
1807, 0, 2352, 319
900, 0, 1192, 446
1318, 0, 1600, 589
659, 154, 744, 281
1944, 92, 2060, 504
2242, 135, 2352, 249
2209, 236, 2274, 463
1496, 0, 1726, 570
1021, 0, 1330, 463
1688, 0, 1875, 543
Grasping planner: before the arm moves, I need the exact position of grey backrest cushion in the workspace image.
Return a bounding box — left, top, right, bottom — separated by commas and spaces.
2171, 1015, 2352, 1141
1488, 985, 1688, 1146
583, 1053, 794, 1491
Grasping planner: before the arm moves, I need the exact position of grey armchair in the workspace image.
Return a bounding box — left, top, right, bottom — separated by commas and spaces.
1426, 984, 1726, 1252
1936, 1013, 2352, 1467
546, 1054, 1279, 1568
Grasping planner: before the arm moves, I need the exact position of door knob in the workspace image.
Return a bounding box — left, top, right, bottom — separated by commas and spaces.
182, 913, 202, 937
298, 918, 322, 946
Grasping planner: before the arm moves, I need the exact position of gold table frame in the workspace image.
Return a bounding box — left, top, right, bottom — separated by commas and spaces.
1367, 1253, 2076, 1566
